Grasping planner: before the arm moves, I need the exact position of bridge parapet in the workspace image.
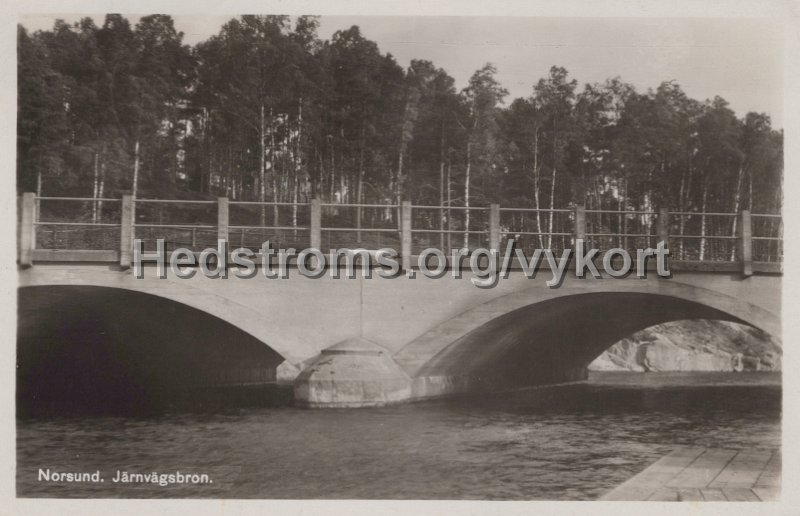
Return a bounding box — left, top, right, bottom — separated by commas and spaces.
18, 193, 783, 275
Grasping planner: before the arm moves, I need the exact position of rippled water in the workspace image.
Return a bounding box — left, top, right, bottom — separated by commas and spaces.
17, 372, 781, 500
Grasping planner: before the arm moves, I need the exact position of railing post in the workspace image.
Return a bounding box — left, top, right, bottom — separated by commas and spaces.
217, 197, 229, 243
310, 198, 321, 250
120, 195, 133, 269
401, 200, 412, 271
19, 192, 35, 267
657, 208, 670, 248
489, 203, 500, 251
738, 210, 752, 277
574, 205, 586, 243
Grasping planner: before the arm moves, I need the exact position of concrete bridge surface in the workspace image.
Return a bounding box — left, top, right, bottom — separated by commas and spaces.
18, 261, 781, 407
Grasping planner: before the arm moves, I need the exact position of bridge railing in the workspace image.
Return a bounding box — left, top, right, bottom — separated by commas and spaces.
228, 200, 312, 250
320, 202, 399, 252
411, 205, 493, 255
133, 198, 218, 253
29, 196, 122, 251
751, 214, 783, 264
667, 212, 740, 262
499, 207, 574, 256
18, 193, 782, 274
582, 208, 659, 258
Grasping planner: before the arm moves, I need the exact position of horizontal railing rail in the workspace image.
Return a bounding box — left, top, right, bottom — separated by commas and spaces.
17, 193, 782, 274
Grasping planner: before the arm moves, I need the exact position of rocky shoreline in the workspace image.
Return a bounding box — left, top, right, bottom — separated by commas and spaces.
589, 320, 781, 372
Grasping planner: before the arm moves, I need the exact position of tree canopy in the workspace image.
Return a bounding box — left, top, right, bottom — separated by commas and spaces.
18, 14, 783, 227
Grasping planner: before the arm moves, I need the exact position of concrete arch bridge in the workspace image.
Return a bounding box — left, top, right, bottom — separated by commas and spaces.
18, 262, 781, 407
17, 193, 782, 407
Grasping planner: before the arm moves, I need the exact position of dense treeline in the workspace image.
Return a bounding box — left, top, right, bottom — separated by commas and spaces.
18, 14, 783, 229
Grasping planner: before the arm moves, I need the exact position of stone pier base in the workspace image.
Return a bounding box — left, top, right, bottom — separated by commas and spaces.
293, 338, 412, 408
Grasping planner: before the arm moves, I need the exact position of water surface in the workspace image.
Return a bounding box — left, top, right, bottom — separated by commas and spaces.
17, 372, 781, 499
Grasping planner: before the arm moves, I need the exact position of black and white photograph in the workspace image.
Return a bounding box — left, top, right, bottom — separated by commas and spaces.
7, 1, 797, 513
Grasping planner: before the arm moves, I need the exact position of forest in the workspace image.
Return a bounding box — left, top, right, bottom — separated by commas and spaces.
17, 15, 783, 257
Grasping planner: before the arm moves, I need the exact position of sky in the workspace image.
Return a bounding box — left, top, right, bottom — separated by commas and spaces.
19, 14, 784, 127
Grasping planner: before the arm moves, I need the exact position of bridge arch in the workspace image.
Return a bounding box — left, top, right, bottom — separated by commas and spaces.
395, 280, 780, 396
17, 265, 320, 364
17, 284, 288, 414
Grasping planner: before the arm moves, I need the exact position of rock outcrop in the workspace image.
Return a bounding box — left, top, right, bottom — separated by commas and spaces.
589, 320, 781, 372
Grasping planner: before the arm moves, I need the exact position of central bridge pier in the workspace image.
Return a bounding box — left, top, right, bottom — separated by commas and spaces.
18, 262, 781, 408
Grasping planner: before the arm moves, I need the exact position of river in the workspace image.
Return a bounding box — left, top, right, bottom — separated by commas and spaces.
17, 371, 781, 500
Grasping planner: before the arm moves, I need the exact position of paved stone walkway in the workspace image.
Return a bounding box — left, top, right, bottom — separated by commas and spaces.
600, 446, 780, 501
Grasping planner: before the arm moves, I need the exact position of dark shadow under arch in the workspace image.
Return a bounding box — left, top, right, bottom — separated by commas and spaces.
416, 292, 758, 392
18, 285, 287, 416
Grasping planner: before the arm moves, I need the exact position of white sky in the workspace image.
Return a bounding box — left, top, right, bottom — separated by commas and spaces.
19, 14, 784, 127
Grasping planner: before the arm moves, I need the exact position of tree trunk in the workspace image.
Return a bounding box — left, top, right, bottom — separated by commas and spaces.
92, 152, 99, 223
439, 124, 445, 250
643, 167, 653, 237
132, 138, 140, 223
730, 164, 746, 260
315, 148, 323, 200
678, 167, 686, 259
699, 181, 708, 261
617, 176, 624, 249
396, 141, 405, 227
201, 108, 209, 195
548, 117, 558, 249
340, 171, 346, 204
447, 160, 452, 251
260, 104, 267, 227
293, 99, 302, 236
622, 177, 629, 251
464, 141, 472, 250
357, 124, 366, 243
397, 147, 405, 206
547, 164, 556, 249
97, 158, 105, 223
681, 156, 694, 260
532, 127, 544, 249
270, 108, 279, 227
330, 137, 336, 201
